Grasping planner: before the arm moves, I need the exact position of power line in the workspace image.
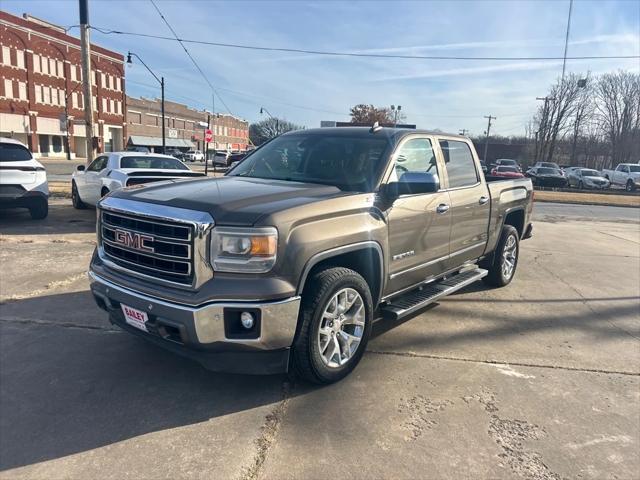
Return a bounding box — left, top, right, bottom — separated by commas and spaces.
147, 0, 234, 116
91, 27, 639, 61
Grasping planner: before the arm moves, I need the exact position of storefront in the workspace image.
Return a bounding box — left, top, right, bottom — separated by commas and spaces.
127, 135, 194, 153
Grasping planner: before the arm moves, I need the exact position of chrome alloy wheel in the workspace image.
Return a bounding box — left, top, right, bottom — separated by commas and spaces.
317, 288, 365, 368
501, 234, 517, 280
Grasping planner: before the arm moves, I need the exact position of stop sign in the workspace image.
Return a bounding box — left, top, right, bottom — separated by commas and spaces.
205, 129, 213, 143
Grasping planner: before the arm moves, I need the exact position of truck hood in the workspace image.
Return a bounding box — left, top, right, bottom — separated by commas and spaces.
108, 176, 349, 226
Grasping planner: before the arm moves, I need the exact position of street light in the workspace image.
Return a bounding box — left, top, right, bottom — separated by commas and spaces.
391, 105, 402, 127
260, 107, 279, 135
127, 52, 165, 153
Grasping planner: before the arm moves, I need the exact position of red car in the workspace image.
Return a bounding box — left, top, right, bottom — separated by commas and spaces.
490, 166, 525, 178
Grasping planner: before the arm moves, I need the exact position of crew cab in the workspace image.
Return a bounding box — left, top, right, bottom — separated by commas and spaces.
71, 152, 204, 208
88, 127, 533, 384
0, 138, 49, 219
602, 163, 640, 192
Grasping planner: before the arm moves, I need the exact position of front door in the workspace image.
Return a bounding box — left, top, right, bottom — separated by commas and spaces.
385, 136, 452, 295
438, 139, 490, 268
81, 155, 108, 205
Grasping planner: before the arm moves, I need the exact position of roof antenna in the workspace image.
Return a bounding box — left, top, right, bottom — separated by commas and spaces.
370, 121, 382, 133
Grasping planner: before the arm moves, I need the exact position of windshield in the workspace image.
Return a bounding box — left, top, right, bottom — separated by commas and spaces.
629, 165, 640, 173
497, 166, 518, 173
120, 156, 189, 170
0, 143, 33, 161
497, 159, 517, 166
228, 133, 390, 191
581, 169, 600, 177
540, 162, 559, 168
538, 167, 560, 175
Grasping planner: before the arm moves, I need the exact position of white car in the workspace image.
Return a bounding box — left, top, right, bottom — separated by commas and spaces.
71, 152, 205, 208
0, 138, 49, 219
602, 163, 640, 192
183, 150, 205, 162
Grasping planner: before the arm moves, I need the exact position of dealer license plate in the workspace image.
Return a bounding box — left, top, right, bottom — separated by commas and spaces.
121, 304, 149, 332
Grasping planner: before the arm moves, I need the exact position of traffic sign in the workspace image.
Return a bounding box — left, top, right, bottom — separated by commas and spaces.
205, 129, 213, 143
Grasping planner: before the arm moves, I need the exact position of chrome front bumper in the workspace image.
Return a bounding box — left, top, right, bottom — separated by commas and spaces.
89, 271, 301, 373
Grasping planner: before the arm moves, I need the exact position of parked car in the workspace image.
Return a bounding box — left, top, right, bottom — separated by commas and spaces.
526, 166, 568, 187
490, 166, 525, 179
71, 152, 205, 208
0, 138, 48, 219
492, 158, 522, 172
88, 127, 533, 384
567, 168, 610, 190
183, 150, 205, 162
213, 150, 230, 166
164, 148, 183, 159
126, 146, 151, 153
602, 163, 640, 192
479, 160, 488, 174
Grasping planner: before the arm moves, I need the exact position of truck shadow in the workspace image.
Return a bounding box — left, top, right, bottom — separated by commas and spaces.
0, 200, 96, 236
0, 291, 288, 472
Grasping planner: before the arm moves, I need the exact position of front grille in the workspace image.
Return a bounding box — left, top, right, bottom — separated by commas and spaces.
100, 210, 194, 285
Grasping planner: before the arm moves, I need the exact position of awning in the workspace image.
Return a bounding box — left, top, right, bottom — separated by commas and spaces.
128, 135, 194, 148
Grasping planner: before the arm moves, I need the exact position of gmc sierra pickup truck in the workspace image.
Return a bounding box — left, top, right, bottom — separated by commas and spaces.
89, 127, 533, 384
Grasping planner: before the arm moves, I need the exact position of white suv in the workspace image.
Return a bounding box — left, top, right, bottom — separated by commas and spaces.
0, 138, 49, 219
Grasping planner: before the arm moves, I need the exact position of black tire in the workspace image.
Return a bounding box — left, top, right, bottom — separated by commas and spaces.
29, 199, 48, 220
626, 180, 635, 192
101, 187, 110, 198
71, 182, 86, 209
482, 225, 520, 288
292, 267, 373, 384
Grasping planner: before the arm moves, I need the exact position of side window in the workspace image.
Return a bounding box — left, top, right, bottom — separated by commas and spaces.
87, 156, 107, 172
439, 140, 478, 188
391, 138, 438, 181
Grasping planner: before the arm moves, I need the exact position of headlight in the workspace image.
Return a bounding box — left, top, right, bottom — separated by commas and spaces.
210, 227, 278, 273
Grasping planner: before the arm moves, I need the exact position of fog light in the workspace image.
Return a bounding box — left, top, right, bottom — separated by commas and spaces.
240, 311, 255, 329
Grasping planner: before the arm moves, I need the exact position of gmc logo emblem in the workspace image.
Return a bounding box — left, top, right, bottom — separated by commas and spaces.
114, 229, 155, 253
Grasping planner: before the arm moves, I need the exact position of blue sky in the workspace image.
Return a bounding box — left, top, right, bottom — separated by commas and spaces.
4, 0, 639, 135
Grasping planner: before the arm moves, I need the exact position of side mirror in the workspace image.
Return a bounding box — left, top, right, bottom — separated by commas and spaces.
76, 165, 85, 172
384, 172, 439, 198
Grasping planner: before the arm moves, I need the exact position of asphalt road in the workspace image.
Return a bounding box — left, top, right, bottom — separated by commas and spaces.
0, 200, 638, 479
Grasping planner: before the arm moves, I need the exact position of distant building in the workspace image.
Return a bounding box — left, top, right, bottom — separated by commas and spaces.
0, 11, 126, 158
126, 96, 250, 152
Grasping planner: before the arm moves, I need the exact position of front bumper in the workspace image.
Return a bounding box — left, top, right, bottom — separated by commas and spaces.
89, 271, 301, 374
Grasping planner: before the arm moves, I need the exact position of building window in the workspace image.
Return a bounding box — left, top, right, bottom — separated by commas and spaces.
91, 71, 96, 86
52, 136, 63, 153
1, 46, 10, 66
49, 58, 56, 76
33, 53, 40, 73
100, 72, 106, 88
102, 98, 107, 113
72, 92, 78, 108
16, 49, 25, 69
3, 79, 13, 99
18, 82, 27, 101
43, 86, 51, 104
57, 60, 63, 77
115, 77, 121, 91
41, 57, 49, 75
110, 99, 115, 113
51, 88, 59, 105
70, 65, 76, 81
59, 89, 66, 106
35, 85, 43, 103
130, 111, 142, 124
92, 96, 97, 111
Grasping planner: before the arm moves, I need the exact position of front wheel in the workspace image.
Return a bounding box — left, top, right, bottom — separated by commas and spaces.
482, 225, 520, 287
292, 267, 373, 384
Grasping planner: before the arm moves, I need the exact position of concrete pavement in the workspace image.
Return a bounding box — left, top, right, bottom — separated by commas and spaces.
0, 200, 638, 479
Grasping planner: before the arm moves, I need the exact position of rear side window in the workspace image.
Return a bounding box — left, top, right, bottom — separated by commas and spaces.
0, 143, 33, 161
439, 140, 478, 188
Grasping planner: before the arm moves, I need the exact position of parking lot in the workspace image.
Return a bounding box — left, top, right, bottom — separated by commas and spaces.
0, 200, 638, 479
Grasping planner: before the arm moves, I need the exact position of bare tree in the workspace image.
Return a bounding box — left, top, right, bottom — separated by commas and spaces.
249, 117, 304, 145
535, 73, 586, 163
569, 77, 594, 165
595, 71, 640, 167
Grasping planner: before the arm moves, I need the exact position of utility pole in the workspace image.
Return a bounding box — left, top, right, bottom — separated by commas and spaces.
483, 115, 495, 162
212, 93, 216, 175
561, 0, 574, 82
204, 113, 210, 176
79, 0, 95, 162
459, 129, 468, 136
160, 76, 165, 154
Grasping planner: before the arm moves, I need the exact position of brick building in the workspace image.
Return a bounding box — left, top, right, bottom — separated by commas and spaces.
0, 11, 125, 158
126, 96, 250, 152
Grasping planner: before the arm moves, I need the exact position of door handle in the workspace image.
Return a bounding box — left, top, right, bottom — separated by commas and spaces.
436, 203, 450, 214
479, 196, 489, 205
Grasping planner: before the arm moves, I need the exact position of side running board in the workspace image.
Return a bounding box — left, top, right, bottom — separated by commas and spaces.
380, 268, 488, 321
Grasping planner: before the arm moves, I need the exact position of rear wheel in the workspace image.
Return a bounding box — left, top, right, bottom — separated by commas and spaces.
71, 182, 86, 209
29, 198, 48, 220
292, 267, 373, 384
626, 180, 636, 192
482, 225, 520, 287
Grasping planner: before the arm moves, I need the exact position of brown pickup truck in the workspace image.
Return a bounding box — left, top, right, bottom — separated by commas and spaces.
89, 127, 533, 384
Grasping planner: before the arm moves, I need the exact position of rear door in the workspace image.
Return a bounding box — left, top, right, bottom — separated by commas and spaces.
385, 136, 452, 294
438, 138, 490, 268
